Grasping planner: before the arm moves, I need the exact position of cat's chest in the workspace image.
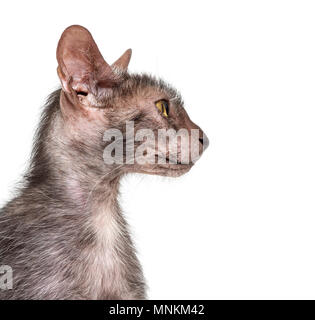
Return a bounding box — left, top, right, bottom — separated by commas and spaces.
84, 206, 128, 298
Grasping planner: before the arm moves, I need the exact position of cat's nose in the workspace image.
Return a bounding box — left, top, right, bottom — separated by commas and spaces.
199, 133, 209, 151
191, 130, 209, 163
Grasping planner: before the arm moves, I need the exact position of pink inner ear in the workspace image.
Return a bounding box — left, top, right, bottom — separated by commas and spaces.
56, 25, 119, 94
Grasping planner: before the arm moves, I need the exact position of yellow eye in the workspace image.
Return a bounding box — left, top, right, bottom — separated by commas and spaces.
155, 100, 169, 117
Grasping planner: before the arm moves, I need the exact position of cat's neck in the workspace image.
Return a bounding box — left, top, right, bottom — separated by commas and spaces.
27, 99, 126, 250
28, 100, 121, 213
30, 138, 145, 298
14, 91, 145, 299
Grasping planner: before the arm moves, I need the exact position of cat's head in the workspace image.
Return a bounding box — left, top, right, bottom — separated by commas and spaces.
56, 25, 208, 178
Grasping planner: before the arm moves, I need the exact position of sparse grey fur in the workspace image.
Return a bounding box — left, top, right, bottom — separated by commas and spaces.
0, 87, 149, 300
0, 33, 207, 299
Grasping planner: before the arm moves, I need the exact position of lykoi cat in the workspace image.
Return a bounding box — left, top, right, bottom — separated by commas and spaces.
0, 25, 208, 300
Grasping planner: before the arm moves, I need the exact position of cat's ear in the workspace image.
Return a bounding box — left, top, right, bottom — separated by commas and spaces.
112, 49, 132, 72
56, 25, 119, 102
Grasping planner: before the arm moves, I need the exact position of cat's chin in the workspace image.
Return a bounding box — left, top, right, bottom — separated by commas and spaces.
135, 164, 193, 177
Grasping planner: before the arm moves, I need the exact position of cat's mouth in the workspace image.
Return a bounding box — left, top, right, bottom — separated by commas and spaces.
154, 154, 192, 166
136, 155, 194, 177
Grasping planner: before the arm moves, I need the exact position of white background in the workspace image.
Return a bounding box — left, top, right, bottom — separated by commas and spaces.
0, 0, 315, 299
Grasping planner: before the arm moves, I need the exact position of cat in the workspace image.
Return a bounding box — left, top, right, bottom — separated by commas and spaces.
0, 25, 208, 300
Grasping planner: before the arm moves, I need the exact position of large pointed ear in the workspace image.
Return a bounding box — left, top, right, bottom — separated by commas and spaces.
111, 49, 132, 72
56, 25, 119, 101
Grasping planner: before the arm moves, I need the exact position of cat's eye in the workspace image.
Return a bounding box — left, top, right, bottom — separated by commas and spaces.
155, 100, 169, 117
